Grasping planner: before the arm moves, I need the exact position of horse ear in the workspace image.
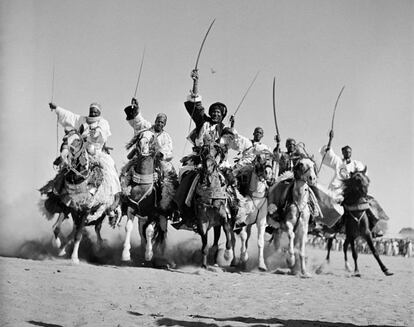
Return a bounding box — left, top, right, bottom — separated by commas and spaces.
363, 165, 368, 174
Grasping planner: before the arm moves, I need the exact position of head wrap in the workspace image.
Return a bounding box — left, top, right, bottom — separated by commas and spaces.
254, 127, 263, 133
208, 102, 227, 119
286, 138, 296, 145
89, 102, 102, 117
341, 145, 352, 152
155, 113, 167, 124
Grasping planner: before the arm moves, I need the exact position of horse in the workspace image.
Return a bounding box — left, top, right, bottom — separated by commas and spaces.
229, 151, 274, 271
340, 167, 393, 276
188, 142, 233, 268
267, 158, 318, 277
39, 131, 120, 263
120, 129, 177, 265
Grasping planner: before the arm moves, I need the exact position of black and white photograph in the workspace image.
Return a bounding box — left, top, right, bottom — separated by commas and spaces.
0, 1, 413, 326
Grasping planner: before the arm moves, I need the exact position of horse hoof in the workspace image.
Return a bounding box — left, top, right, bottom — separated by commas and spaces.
384, 270, 394, 276
230, 259, 238, 267
145, 253, 153, 262
301, 272, 312, 278
57, 248, 67, 257
223, 250, 232, 261
258, 265, 267, 272
71, 258, 80, 265
352, 272, 361, 278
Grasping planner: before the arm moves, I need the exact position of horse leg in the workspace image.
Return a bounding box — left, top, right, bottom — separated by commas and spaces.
144, 222, 155, 262
122, 215, 134, 262
94, 218, 104, 250
299, 216, 311, 278
286, 221, 296, 268
326, 237, 333, 263
230, 227, 238, 267
71, 215, 86, 264
343, 238, 352, 272
362, 225, 393, 276
240, 225, 250, 264
256, 213, 268, 272
349, 238, 360, 277
272, 228, 283, 252
52, 212, 65, 249
199, 223, 209, 269
222, 222, 232, 262
211, 225, 221, 266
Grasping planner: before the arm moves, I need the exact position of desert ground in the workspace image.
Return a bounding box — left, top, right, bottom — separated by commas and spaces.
0, 223, 413, 327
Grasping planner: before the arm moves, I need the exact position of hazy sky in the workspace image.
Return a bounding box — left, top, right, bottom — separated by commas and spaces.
0, 0, 412, 234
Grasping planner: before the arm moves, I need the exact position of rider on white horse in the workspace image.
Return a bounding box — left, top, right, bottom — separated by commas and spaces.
48, 102, 121, 208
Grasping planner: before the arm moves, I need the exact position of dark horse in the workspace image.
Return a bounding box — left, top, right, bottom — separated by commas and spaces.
341, 167, 392, 276
190, 143, 233, 268
40, 131, 120, 263
121, 130, 177, 264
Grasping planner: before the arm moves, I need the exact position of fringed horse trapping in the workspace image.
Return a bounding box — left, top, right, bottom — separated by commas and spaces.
39, 131, 120, 263
230, 151, 274, 271
267, 158, 319, 277
121, 130, 178, 265
341, 168, 393, 277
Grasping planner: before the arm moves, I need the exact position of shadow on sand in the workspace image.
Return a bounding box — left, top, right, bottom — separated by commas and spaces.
155, 315, 403, 327
27, 320, 63, 327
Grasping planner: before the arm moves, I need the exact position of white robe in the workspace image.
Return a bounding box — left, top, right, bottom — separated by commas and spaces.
127, 111, 173, 161
319, 145, 365, 192
54, 106, 121, 199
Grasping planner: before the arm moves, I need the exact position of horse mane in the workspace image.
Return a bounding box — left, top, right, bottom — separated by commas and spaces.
342, 170, 370, 205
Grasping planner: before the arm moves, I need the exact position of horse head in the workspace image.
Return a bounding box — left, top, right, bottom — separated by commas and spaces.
200, 142, 225, 175
253, 150, 274, 182
136, 130, 155, 157
293, 158, 317, 186
343, 166, 370, 203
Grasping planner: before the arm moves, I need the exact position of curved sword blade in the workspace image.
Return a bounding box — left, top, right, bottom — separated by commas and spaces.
133, 47, 146, 98
273, 77, 280, 136
195, 19, 216, 70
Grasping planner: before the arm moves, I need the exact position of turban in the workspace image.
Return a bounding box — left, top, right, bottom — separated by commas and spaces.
208, 102, 227, 119
89, 102, 102, 117
341, 145, 352, 151
155, 113, 167, 124
286, 138, 296, 145
254, 127, 263, 133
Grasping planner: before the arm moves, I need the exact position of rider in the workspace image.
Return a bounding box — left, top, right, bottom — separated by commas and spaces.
319, 130, 385, 233
48, 102, 121, 201
173, 68, 237, 229
319, 130, 364, 195
268, 135, 321, 233
273, 136, 307, 176
122, 98, 177, 212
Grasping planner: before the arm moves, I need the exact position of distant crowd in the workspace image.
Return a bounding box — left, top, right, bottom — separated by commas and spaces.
307, 235, 413, 258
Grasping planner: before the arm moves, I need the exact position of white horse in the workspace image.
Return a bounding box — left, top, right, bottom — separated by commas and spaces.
267, 158, 318, 277
230, 153, 274, 271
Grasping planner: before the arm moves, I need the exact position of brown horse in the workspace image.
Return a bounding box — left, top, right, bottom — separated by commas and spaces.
121, 130, 177, 264
39, 131, 120, 263
341, 167, 393, 276
191, 143, 233, 268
